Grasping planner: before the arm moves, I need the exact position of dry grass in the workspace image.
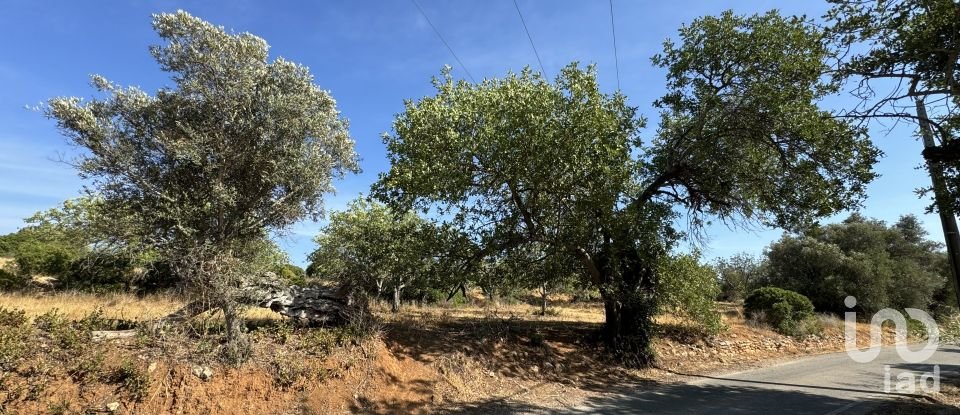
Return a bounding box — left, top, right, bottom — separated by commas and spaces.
0, 292, 279, 322
0, 292, 180, 321
373, 298, 605, 324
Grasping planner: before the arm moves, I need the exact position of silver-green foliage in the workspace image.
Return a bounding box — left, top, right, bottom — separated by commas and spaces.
43, 11, 358, 355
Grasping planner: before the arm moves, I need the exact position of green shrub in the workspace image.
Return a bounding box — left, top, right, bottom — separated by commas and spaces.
745, 287, 816, 336
301, 329, 347, 356
107, 360, 150, 401
13, 239, 79, 277
0, 308, 28, 328
0, 268, 28, 290
276, 264, 307, 286
0, 308, 32, 370
61, 253, 134, 292
69, 350, 106, 382
34, 309, 86, 350
658, 253, 725, 333
135, 260, 180, 295
270, 353, 307, 390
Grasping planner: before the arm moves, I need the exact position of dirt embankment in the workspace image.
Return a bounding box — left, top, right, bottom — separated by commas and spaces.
0, 295, 926, 414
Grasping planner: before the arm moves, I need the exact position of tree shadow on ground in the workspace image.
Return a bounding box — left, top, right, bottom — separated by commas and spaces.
412, 379, 955, 415
382, 313, 649, 394
564, 381, 886, 415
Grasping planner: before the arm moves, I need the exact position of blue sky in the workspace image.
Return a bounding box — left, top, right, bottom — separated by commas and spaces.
0, 1, 943, 267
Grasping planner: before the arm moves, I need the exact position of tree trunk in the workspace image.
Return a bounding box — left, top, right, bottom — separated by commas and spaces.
375, 279, 384, 301
540, 282, 548, 315
600, 291, 656, 367
391, 284, 402, 313
445, 282, 464, 303
220, 303, 251, 365
917, 99, 960, 308
586, 239, 659, 368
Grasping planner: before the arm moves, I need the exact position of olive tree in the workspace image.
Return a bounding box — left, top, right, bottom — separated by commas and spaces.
374, 11, 878, 366
45, 11, 357, 361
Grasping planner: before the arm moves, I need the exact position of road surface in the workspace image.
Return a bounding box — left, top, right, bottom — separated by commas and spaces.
563, 345, 960, 414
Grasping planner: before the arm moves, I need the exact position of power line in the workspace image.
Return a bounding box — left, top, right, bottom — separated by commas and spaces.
609, 0, 621, 90
410, 0, 477, 83
512, 0, 547, 78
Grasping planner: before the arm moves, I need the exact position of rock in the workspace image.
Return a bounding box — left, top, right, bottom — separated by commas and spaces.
531, 365, 539, 374
106, 402, 121, 412
192, 365, 213, 381
253, 276, 364, 326
148, 362, 158, 373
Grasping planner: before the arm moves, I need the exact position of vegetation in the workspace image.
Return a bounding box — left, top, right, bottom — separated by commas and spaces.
827, 0, 960, 212
0, 4, 948, 376
714, 253, 765, 302
657, 253, 724, 333
7, 3, 960, 412
744, 287, 816, 336
42, 11, 358, 362
373, 11, 877, 366
826, 0, 960, 315
763, 214, 952, 314
309, 198, 440, 312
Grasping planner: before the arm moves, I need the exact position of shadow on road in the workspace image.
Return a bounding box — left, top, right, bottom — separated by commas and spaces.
568, 382, 884, 415
665, 369, 917, 397
415, 382, 884, 414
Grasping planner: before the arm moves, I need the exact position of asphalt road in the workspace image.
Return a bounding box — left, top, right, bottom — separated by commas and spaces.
563, 345, 960, 415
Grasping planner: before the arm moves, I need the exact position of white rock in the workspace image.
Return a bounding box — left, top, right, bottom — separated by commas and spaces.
192, 365, 213, 381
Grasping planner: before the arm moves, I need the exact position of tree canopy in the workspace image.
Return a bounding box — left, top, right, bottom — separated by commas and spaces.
309, 198, 439, 312
374, 11, 879, 365
44, 11, 358, 361
827, 0, 960, 210
763, 214, 952, 315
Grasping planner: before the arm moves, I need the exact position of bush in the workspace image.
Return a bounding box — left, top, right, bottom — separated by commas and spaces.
135, 261, 180, 295
0, 267, 28, 290
745, 287, 816, 336
714, 253, 765, 302
69, 350, 106, 382
34, 309, 86, 350
658, 253, 725, 333
763, 215, 951, 314
276, 264, 307, 286
107, 360, 150, 401
13, 239, 80, 277
0, 308, 32, 370
0, 307, 28, 328
60, 253, 134, 292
